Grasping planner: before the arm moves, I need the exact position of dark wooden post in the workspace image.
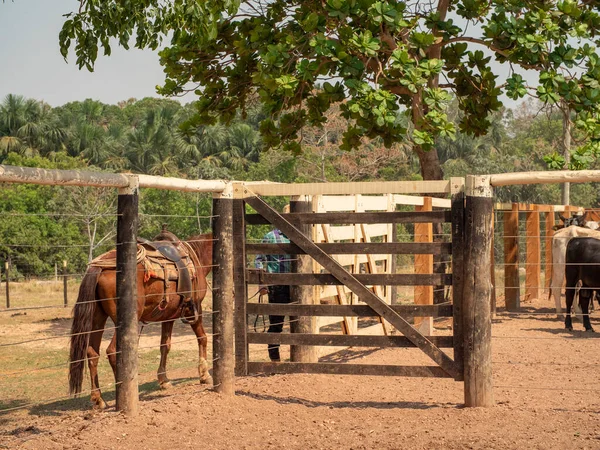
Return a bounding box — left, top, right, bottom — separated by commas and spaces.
503, 203, 520, 311
115, 175, 139, 416
463, 175, 494, 407
63, 260, 68, 307
490, 210, 496, 317
5, 260, 9, 309
232, 196, 248, 377
212, 183, 235, 395
390, 222, 399, 305
290, 195, 317, 363
451, 179, 465, 380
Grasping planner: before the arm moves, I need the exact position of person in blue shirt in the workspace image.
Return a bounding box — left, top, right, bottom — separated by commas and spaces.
254, 205, 292, 362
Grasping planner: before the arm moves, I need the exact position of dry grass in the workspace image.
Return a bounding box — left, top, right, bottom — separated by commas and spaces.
0, 279, 80, 310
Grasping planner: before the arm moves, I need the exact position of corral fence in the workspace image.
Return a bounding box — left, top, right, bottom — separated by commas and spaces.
232, 180, 463, 381
491, 201, 585, 312
14, 164, 597, 416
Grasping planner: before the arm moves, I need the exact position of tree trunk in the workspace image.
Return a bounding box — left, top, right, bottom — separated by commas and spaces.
561, 102, 571, 205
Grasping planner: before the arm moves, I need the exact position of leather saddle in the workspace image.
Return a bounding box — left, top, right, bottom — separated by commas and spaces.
137, 225, 197, 323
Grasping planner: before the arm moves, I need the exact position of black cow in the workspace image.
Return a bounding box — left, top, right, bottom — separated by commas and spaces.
565, 237, 600, 332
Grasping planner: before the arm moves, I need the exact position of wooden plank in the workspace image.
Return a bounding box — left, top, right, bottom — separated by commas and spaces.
245, 180, 452, 197
232, 198, 249, 376
318, 316, 344, 328
451, 191, 465, 379
414, 197, 434, 335
247, 303, 453, 317
244, 195, 460, 379
545, 212, 555, 289
366, 223, 389, 237
321, 195, 357, 211
503, 203, 520, 311
247, 332, 454, 347
321, 223, 353, 334
289, 196, 317, 363
247, 362, 453, 378
247, 272, 453, 286
525, 205, 541, 301
245, 210, 452, 225
360, 222, 389, 335
246, 242, 452, 255
326, 225, 357, 241
361, 195, 389, 210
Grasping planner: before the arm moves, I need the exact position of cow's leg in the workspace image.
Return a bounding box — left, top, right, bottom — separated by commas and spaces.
581, 289, 594, 332
565, 273, 576, 331
573, 280, 584, 322
551, 262, 564, 319
158, 320, 174, 388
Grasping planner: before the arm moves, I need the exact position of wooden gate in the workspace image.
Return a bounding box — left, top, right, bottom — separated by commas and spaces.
232, 180, 465, 381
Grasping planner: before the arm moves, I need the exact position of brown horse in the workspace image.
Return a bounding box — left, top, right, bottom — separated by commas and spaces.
68, 233, 213, 409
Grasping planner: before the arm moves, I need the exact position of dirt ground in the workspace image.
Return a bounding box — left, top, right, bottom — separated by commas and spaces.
2, 295, 600, 449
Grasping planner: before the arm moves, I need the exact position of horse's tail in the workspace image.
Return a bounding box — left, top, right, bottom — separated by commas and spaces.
69, 265, 102, 396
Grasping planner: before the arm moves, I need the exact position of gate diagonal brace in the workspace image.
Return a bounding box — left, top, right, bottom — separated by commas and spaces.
244, 192, 460, 379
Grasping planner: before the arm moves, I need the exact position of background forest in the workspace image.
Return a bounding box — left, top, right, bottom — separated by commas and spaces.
0, 93, 598, 279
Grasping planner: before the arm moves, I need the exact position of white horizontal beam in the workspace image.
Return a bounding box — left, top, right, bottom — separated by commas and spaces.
137, 174, 227, 193
243, 180, 451, 197
0, 165, 227, 193
0, 164, 130, 188
490, 170, 600, 187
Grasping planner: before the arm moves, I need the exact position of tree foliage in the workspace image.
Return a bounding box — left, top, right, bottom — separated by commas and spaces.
59, 0, 600, 178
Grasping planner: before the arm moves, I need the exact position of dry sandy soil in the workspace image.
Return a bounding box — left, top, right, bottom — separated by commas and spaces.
2, 296, 600, 449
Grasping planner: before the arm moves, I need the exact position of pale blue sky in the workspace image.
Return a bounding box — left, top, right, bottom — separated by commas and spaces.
0, 0, 537, 108
0, 0, 170, 106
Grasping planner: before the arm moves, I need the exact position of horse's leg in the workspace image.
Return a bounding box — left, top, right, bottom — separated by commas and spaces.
106, 331, 117, 378
88, 307, 109, 409
157, 320, 175, 389
191, 318, 212, 384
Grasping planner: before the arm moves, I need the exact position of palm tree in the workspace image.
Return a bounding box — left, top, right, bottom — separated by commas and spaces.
0, 95, 67, 159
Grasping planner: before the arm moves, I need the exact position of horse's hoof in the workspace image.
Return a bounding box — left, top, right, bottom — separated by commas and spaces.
199, 375, 213, 385
566, 326, 573, 331
586, 328, 595, 333
159, 381, 173, 390
92, 399, 107, 410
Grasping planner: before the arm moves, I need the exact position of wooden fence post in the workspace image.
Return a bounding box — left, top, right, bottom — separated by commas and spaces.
490, 209, 496, 317
503, 203, 520, 311
414, 197, 433, 335
290, 195, 317, 363
115, 174, 139, 416
525, 205, 541, 302
4, 260, 9, 309
232, 195, 248, 377
212, 183, 235, 396
545, 211, 555, 289
63, 260, 68, 307
463, 175, 494, 407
